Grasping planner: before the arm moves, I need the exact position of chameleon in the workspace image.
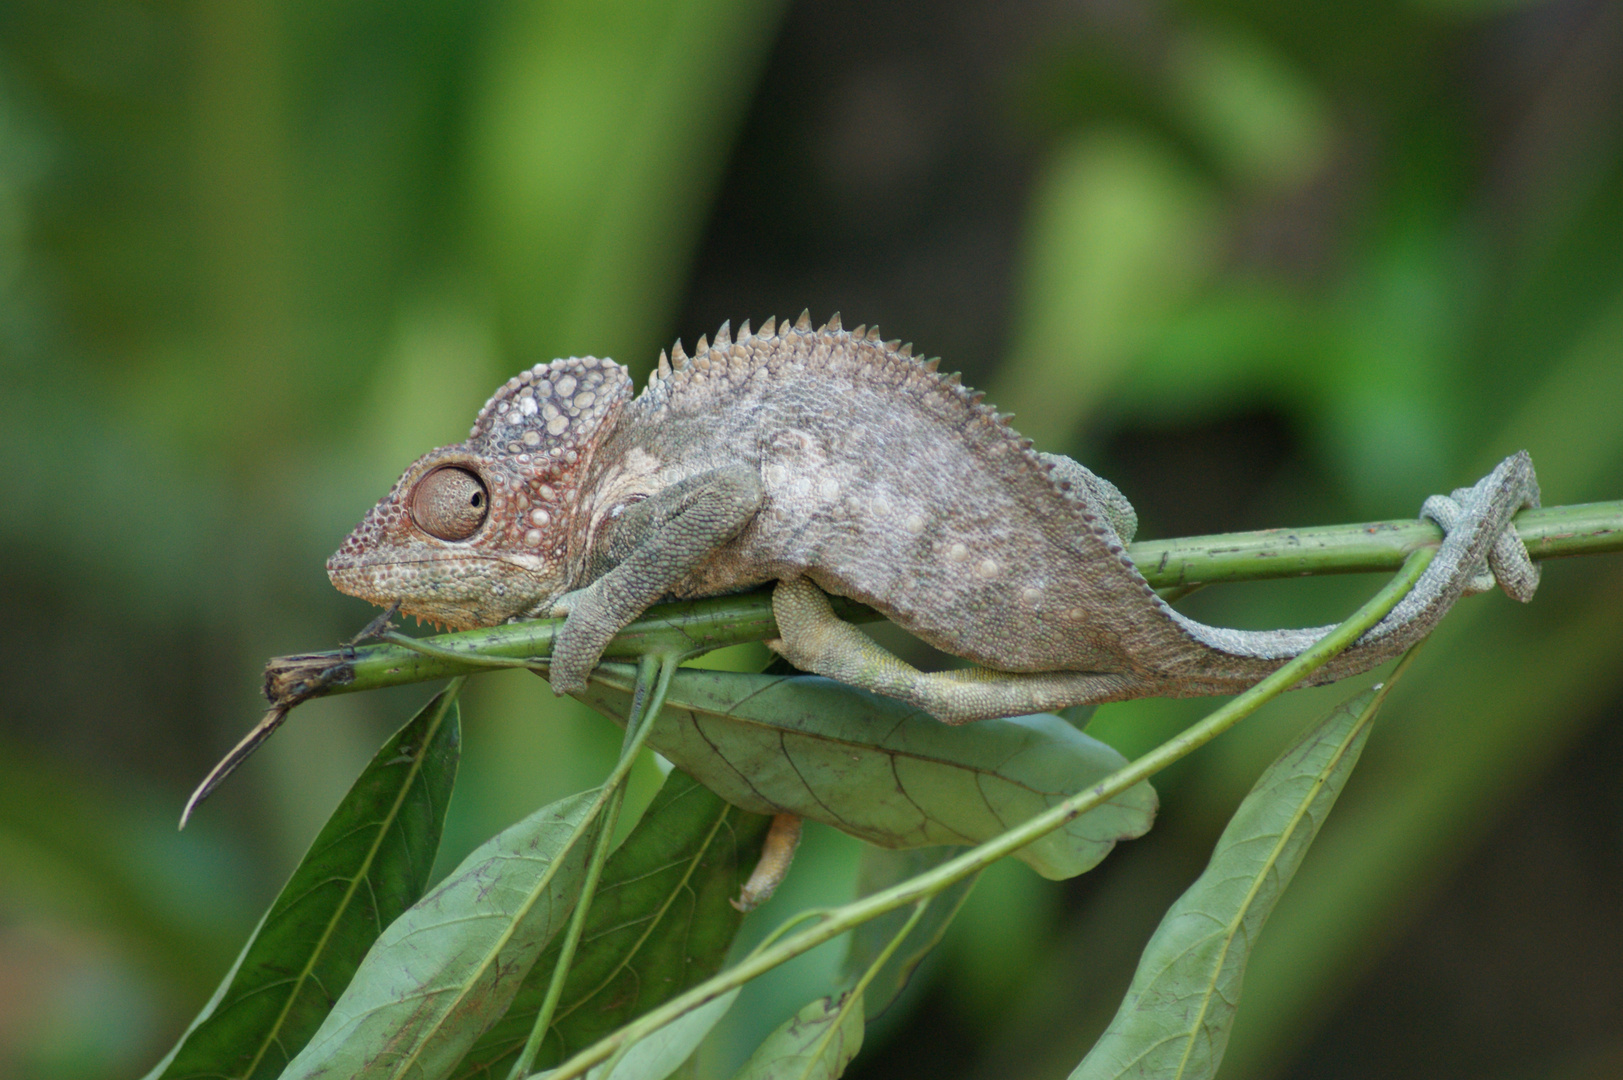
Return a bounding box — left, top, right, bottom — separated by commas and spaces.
327, 312, 1541, 725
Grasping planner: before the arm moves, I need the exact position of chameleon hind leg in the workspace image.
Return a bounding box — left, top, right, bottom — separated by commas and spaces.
768, 576, 1139, 724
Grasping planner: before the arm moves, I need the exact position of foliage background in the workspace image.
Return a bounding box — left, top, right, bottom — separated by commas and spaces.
2, 0, 1622, 1077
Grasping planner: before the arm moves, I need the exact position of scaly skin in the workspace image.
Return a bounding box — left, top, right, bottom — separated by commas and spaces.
329, 312, 1541, 724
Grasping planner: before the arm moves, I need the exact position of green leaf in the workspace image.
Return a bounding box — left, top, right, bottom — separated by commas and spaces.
142, 685, 462, 1080
1071, 682, 1388, 1080
279, 788, 604, 1080
577, 667, 1157, 880
583, 987, 741, 1080
535, 987, 739, 1080
838, 847, 977, 1017
450, 770, 772, 1078
729, 993, 865, 1080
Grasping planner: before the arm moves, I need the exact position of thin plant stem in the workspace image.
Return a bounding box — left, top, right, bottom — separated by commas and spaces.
506, 654, 675, 1080
802, 898, 930, 1080
381, 630, 549, 671
744, 908, 837, 960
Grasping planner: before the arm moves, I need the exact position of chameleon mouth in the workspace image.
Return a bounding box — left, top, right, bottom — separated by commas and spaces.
325, 549, 555, 630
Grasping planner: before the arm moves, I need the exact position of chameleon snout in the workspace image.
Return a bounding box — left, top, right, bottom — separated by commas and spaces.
326, 545, 550, 630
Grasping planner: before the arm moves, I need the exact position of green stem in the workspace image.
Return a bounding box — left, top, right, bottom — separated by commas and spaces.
802, 899, 929, 1080
506, 654, 674, 1080
1128, 499, 1622, 587
744, 907, 836, 960
381, 630, 548, 671
262, 501, 1618, 706
537, 549, 1435, 1080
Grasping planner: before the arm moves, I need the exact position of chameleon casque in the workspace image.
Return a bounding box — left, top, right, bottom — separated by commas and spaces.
328, 313, 1541, 723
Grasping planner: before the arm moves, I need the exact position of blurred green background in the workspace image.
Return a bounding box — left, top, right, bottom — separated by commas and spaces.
2, 0, 1622, 1077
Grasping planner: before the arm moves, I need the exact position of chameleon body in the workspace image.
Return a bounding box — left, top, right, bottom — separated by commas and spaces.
329, 314, 1540, 723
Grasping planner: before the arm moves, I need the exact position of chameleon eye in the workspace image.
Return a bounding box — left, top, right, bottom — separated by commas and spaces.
411, 466, 489, 541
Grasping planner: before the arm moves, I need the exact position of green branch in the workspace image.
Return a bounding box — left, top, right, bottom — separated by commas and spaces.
1127, 499, 1621, 586
259, 501, 1622, 709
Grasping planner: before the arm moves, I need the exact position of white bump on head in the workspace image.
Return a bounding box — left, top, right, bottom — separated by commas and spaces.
976, 558, 999, 579
530, 508, 551, 527
870, 496, 891, 518
507, 442, 522, 454
575, 391, 596, 409
903, 513, 925, 534
539, 484, 556, 500
520, 396, 539, 416
1021, 586, 1042, 605
764, 464, 788, 486
547, 416, 570, 436
1067, 607, 1085, 620
524, 528, 543, 547
818, 477, 840, 501
947, 542, 968, 563
556, 374, 577, 397
522, 430, 541, 446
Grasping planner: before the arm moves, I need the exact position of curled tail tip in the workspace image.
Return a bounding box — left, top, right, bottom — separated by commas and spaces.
1503, 449, 1541, 508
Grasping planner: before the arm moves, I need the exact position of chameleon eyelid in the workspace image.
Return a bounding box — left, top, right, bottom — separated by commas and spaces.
410, 465, 490, 542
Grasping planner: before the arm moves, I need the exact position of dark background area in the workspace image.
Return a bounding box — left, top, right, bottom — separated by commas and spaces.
1, 0, 1620, 1077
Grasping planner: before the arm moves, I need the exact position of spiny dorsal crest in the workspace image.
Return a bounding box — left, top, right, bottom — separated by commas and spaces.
657, 314, 977, 403
652, 313, 1027, 443
470, 355, 631, 462
642, 313, 1090, 511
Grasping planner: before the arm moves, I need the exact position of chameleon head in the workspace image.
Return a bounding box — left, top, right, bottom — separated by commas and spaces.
327, 355, 633, 629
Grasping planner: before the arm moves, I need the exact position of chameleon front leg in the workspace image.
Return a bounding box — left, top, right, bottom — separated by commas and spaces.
546, 465, 766, 694
768, 576, 1139, 724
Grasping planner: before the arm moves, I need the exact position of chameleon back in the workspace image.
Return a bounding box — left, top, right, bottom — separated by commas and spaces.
607, 315, 1189, 676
